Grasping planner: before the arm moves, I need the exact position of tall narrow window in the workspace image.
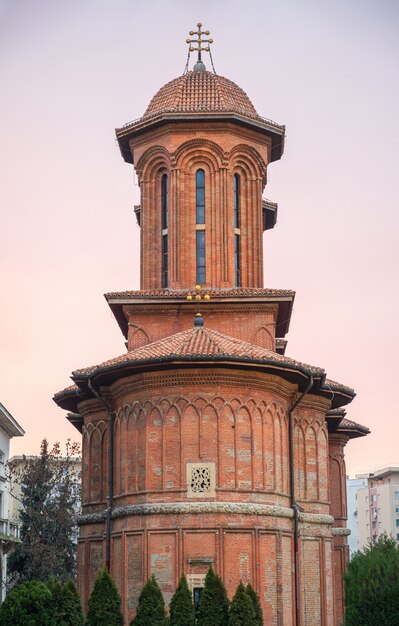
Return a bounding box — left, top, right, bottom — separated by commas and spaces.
234, 174, 240, 228
196, 231, 206, 284
234, 234, 241, 287
161, 174, 168, 287
234, 174, 241, 286
196, 169, 205, 224
161, 174, 168, 229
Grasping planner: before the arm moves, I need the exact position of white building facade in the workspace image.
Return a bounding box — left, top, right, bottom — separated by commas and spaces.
0, 403, 24, 601
347, 467, 399, 555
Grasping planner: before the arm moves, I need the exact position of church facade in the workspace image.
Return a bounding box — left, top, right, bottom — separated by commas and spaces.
54, 26, 369, 626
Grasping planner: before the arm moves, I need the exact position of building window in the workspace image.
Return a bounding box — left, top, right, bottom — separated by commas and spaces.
397, 533, 399, 541
395, 491, 399, 500
234, 174, 240, 228
396, 519, 399, 528
196, 231, 206, 284
162, 235, 168, 288
196, 169, 205, 224
395, 507, 399, 514
161, 173, 168, 229
161, 174, 168, 287
234, 234, 241, 287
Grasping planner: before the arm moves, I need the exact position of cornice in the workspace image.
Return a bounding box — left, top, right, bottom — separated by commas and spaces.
77, 501, 334, 526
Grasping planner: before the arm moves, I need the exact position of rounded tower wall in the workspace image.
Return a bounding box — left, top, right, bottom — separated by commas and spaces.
130, 125, 270, 290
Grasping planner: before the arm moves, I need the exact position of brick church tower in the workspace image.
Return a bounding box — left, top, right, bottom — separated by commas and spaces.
55, 25, 369, 626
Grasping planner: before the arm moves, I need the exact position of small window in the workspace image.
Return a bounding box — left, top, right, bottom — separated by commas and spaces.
196, 169, 205, 224
397, 533, 399, 541
196, 231, 206, 284
395, 492, 399, 500
194, 588, 203, 614
396, 519, 399, 528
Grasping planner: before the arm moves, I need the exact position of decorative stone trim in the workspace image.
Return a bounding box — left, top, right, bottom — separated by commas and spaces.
300, 512, 335, 525
332, 527, 351, 536
77, 502, 334, 526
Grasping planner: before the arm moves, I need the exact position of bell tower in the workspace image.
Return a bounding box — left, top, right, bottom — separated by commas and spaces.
116, 25, 284, 291
54, 25, 369, 626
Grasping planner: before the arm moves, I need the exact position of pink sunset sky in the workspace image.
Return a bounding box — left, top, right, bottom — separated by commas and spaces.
0, 0, 398, 475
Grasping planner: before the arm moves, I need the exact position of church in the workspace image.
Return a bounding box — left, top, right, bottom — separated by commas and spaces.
54, 24, 369, 626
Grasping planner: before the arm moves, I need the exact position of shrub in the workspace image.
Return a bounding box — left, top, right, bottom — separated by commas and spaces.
130, 574, 168, 626
344, 534, 399, 626
169, 574, 195, 626
0, 580, 54, 625
229, 582, 255, 625
245, 582, 263, 625
197, 567, 229, 626
86, 568, 124, 626
58, 578, 85, 625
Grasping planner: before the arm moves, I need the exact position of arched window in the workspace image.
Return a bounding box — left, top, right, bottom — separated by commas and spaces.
161, 173, 168, 230
196, 169, 205, 224
234, 174, 241, 286
234, 174, 240, 228
161, 174, 168, 288
196, 169, 206, 284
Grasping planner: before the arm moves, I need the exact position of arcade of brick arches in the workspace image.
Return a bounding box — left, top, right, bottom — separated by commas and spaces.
54, 24, 369, 626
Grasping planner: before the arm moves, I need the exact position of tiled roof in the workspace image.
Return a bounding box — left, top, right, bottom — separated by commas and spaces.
72, 327, 323, 377
143, 71, 259, 121
340, 418, 370, 433
324, 378, 354, 394
105, 287, 295, 300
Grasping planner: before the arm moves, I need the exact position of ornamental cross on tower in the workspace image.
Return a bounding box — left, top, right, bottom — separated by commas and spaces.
186, 22, 213, 63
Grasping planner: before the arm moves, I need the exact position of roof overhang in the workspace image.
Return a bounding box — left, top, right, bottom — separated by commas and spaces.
54, 354, 354, 419
104, 290, 295, 341
116, 112, 285, 164
0, 403, 25, 438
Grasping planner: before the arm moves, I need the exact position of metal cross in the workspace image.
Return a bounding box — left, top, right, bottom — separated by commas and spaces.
186, 22, 213, 62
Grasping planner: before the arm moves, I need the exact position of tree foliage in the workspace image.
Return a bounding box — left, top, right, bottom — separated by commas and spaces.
169, 574, 195, 626
86, 568, 124, 626
7, 439, 81, 586
228, 582, 255, 625
0, 580, 55, 625
130, 575, 168, 626
47, 577, 85, 626
245, 582, 263, 625
197, 567, 229, 626
344, 534, 399, 626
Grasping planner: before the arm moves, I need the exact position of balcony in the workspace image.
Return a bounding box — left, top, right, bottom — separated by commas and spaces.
0, 518, 20, 547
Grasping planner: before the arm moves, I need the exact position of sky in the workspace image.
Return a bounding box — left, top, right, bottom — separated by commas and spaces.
0, 0, 398, 475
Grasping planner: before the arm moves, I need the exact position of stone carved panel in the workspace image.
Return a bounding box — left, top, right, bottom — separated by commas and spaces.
187, 462, 216, 498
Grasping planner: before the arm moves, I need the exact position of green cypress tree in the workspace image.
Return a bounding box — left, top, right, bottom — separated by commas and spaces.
130, 575, 168, 626
0, 580, 55, 626
197, 567, 229, 626
59, 578, 85, 625
245, 582, 263, 625
169, 574, 195, 626
47, 576, 64, 623
86, 568, 124, 626
344, 534, 399, 625
229, 582, 255, 625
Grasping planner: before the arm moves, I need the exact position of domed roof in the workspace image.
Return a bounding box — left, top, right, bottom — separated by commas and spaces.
142, 70, 259, 121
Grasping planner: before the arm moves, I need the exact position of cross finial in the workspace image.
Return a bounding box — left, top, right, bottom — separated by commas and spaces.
186, 22, 213, 66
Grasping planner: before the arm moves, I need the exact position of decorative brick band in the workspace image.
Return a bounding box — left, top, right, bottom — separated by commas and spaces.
77, 502, 334, 526
332, 527, 351, 536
